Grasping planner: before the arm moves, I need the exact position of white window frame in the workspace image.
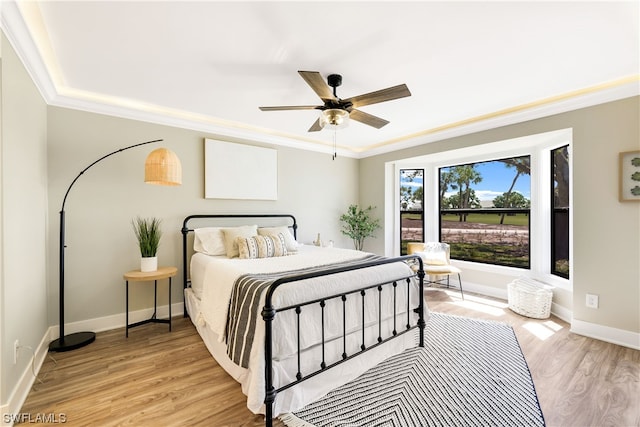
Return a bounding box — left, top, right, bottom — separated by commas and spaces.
388, 128, 572, 291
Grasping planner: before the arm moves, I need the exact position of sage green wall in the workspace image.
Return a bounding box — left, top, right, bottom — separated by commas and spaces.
46, 107, 359, 326
359, 97, 640, 335
1, 34, 49, 408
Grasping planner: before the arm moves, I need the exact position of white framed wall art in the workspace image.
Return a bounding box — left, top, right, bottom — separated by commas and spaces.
204, 139, 278, 200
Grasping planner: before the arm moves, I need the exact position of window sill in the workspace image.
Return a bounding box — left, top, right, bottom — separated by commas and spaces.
452, 259, 526, 275
452, 259, 572, 291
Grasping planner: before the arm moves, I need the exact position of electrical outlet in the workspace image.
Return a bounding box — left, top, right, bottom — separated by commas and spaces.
14, 340, 19, 364
586, 293, 599, 309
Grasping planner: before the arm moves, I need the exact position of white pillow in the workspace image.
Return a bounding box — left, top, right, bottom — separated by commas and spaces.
193, 227, 226, 256
258, 226, 298, 252
222, 225, 258, 258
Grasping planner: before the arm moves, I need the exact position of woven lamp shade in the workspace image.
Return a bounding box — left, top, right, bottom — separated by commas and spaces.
144, 148, 182, 186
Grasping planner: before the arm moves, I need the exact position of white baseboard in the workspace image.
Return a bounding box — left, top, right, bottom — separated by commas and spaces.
571, 318, 640, 350
4, 302, 184, 426
48, 302, 185, 339
453, 280, 573, 325
443, 281, 637, 349
550, 302, 572, 323
2, 331, 49, 427
461, 280, 508, 300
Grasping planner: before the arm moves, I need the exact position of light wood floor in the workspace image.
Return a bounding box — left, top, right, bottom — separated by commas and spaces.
20, 290, 639, 427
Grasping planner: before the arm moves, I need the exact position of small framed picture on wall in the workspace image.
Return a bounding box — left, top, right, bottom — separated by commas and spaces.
619, 150, 640, 202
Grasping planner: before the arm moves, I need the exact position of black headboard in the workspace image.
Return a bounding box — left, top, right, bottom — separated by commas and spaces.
180, 214, 297, 315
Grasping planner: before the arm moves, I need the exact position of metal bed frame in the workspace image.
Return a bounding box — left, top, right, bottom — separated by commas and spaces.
181, 214, 425, 426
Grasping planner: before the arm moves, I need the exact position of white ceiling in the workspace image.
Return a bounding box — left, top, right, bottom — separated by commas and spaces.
3, 1, 639, 157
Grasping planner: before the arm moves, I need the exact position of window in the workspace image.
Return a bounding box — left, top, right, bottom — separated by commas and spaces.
390, 129, 572, 290
551, 145, 570, 278
400, 169, 424, 255
438, 156, 531, 268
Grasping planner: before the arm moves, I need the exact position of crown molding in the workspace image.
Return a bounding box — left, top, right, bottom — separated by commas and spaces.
0, 0, 56, 102
51, 90, 359, 158
51, 75, 640, 160
359, 75, 640, 158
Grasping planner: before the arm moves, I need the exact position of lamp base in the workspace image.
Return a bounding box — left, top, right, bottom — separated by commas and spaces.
49, 331, 96, 352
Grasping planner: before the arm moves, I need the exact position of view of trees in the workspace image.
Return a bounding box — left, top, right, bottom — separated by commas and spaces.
553, 147, 570, 207
400, 169, 424, 254
442, 190, 481, 209
552, 145, 570, 278
439, 156, 531, 214
438, 155, 532, 268
400, 157, 533, 266
400, 169, 423, 210
493, 192, 530, 208
400, 151, 568, 273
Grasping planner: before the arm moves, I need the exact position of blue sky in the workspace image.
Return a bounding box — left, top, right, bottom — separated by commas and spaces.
401, 159, 531, 202
469, 160, 531, 201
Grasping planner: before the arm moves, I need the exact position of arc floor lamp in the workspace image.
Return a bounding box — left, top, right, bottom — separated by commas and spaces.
49, 139, 182, 352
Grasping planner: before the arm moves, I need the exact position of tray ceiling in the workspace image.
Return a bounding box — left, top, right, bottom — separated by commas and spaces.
3, 1, 638, 157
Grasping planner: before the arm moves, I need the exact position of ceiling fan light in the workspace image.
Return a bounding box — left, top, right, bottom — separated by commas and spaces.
320, 109, 349, 130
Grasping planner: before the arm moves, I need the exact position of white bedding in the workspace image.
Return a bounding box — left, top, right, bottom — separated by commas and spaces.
194, 245, 379, 337
188, 245, 427, 415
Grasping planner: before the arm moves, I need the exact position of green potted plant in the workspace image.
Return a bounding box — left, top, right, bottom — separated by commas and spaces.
339, 204, 381, 251
132, 216, 162, 272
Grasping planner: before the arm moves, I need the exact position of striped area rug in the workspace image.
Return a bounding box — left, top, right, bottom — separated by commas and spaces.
280, 312, 545, 427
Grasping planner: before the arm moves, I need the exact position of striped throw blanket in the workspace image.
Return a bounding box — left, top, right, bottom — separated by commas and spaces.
225, 254, 383, 368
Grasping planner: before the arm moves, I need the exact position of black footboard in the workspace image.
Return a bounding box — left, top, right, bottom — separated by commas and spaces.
262, 255, 425, 426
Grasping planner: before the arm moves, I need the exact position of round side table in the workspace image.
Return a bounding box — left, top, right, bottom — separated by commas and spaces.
124, 266, 177, 337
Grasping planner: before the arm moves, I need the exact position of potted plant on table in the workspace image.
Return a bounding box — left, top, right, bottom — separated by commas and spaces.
132, 216, 162, 272
339, 204, 381, 251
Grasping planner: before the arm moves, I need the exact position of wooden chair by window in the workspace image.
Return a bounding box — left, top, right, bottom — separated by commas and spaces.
408, 242, 464, 300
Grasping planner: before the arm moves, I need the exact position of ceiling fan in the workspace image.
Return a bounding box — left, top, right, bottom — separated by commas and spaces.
259, 71, 411, 132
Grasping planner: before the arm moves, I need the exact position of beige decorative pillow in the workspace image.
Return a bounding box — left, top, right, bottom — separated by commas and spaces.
237, 233, 288, 259
422, 242, 448, 265
221, 225, 258, 258
258, 226, 298, 252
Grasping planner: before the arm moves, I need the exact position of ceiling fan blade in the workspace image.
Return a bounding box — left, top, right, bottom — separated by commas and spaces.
259, 105, 322, 111
349, 109, 390, 129
298, 71, 336, 102
345, 84, 411, 108
308, 118, 323, 132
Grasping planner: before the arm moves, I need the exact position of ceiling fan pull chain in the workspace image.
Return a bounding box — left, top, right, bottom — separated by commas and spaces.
332, 130, 337, 160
